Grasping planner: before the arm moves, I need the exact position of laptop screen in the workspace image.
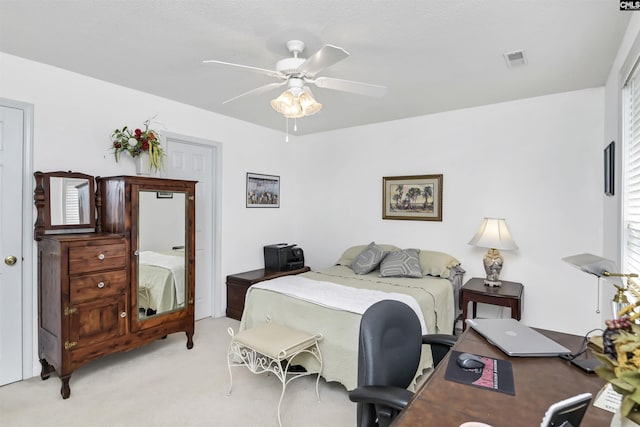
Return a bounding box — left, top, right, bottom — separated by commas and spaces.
466, 318, 572, 357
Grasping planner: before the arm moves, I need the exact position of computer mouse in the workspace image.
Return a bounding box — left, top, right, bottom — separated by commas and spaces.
456, 352, 485, 369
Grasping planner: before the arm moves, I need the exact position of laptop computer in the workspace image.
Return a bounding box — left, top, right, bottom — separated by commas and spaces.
466, 318, 572, 357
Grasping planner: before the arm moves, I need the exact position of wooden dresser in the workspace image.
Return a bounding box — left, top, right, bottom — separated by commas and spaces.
37, 233, 128, 398
34, 171, 197, 399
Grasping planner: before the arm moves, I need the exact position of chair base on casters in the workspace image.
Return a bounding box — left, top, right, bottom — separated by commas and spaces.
227, 323, 323, 427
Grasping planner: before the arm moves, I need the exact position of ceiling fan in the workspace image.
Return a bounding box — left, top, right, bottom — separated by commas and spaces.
203, 40, 387, 118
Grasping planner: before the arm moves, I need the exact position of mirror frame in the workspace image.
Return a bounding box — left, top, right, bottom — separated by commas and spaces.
34, 171, 96, 240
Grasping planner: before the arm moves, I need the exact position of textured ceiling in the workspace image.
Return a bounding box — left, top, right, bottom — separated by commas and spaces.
0, 0, 631, 135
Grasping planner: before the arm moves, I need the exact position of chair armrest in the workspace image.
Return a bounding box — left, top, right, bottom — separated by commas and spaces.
348, 385, 413, 411
422, 334, 457, 347
422, 334, 458, 368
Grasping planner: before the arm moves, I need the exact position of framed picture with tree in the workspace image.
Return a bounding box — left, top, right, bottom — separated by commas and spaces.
382, 174, 443, 221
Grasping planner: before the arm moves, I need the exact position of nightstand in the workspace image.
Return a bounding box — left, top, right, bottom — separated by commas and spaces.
226, 267, 311, 320
461, 277, 524, 331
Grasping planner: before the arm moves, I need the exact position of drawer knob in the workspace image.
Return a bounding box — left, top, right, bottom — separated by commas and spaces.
120, 312, 127, 318
98, 254, 105, 260
97, 282, 105, 289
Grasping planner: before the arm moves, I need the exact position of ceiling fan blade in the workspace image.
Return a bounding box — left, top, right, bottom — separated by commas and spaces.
312, 77, 387, 97
296, 45, 350, 76
203, 60, 284, 79
222, 81, 286, 104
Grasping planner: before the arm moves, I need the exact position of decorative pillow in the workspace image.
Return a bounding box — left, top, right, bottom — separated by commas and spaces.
379, 249, 422, 278
351, 242, 388, 274
419, 250, 461, 278
336, 243, 400, 266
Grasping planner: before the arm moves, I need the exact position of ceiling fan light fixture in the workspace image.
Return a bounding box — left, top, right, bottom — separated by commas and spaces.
270, 90, 301, 116
271, 85, 321, 118
298, 87, 322, 116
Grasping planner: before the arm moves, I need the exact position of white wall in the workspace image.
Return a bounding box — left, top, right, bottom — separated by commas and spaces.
0, 47, 610, 375
0, 52, 312, 277
0, 52, 311, 375
296, 88, 605, 335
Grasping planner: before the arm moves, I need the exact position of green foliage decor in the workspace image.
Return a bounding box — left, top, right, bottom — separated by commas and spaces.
595, 318, 640, 423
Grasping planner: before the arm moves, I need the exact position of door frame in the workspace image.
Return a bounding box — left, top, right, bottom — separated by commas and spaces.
0, 98, 35, 378
163, 131, 223, 318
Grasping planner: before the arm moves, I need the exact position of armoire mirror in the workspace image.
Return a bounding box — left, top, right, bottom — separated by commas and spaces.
34, 171, 96, 240
136, 190, 187, 319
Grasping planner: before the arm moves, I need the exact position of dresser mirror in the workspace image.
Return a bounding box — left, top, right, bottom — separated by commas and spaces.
136, 190, 187, 319
34, 171, 96, 240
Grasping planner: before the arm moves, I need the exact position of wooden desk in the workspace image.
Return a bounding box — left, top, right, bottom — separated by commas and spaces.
392, 328, 611, 427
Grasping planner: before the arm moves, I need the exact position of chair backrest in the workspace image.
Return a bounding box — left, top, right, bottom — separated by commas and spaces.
356, 300, 423, 427
358, 300, 423, 389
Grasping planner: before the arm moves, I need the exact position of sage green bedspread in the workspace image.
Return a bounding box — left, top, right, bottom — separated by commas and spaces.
238, 265, 456, 391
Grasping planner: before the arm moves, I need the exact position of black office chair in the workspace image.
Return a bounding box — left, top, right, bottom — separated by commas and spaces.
348, 300, 457, 427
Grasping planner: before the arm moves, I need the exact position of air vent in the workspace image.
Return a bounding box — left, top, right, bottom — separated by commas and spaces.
503, 49, 527, 68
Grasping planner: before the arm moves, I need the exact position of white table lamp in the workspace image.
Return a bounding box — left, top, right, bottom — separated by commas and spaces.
468, 218, 518, 286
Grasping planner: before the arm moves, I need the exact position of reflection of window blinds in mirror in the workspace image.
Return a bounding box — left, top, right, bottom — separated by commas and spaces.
63, 181, 80, 224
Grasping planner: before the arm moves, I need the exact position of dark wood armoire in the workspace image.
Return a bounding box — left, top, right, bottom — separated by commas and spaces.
34, 171, 196, 399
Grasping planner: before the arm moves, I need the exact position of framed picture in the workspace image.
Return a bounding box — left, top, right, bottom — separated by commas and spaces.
156, 191, 173, 199
246, 173, 280, 208
604, 141, 614, 196
382, 174, 443, 221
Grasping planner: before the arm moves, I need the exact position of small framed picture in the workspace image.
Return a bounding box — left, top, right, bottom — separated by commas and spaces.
382, 174, 443, 221
156, 191, 173, 199
604, 141, 614, 196
247, 173, 280, 208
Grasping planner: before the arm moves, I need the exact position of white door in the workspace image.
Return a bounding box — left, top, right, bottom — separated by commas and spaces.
0, 105, 24, 385
163, 137, 215, 320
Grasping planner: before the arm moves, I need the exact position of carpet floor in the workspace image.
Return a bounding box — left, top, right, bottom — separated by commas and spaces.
0, 316, 356, 427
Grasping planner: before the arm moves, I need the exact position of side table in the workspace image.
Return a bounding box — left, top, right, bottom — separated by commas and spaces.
226, 266, 311, 320
461, 277, 524, 331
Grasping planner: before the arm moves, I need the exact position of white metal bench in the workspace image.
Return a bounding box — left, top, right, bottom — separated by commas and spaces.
227, 322, 323, 427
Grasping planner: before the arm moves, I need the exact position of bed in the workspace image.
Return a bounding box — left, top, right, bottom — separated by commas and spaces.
137, 250, 186, 315
238, 243, 464, 391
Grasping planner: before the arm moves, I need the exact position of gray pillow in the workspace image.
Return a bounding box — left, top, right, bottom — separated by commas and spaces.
379, 249, 422, 278
336, 243, 400, 266
351, 242, 387, 274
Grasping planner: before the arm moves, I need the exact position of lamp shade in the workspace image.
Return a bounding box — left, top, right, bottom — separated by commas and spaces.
468, 218, 518, 251
270, 90, 301, 117
562, 253, 623, 286
298, 87, 322, 116
271, 85, 322, 119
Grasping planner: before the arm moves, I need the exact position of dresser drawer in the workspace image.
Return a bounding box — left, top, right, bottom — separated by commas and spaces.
70, 270, 127, 304
68, 243, 127, 274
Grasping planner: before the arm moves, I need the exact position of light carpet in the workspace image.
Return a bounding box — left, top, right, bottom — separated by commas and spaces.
0, 317, 356, 427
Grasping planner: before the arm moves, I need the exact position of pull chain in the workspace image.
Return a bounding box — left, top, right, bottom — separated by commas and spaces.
285, 118, 289, 142
596, 277, 601, 314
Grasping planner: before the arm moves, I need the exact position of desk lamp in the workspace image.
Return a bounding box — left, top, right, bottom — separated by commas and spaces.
562, 253, 640, 320
468, 218, 518, 286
